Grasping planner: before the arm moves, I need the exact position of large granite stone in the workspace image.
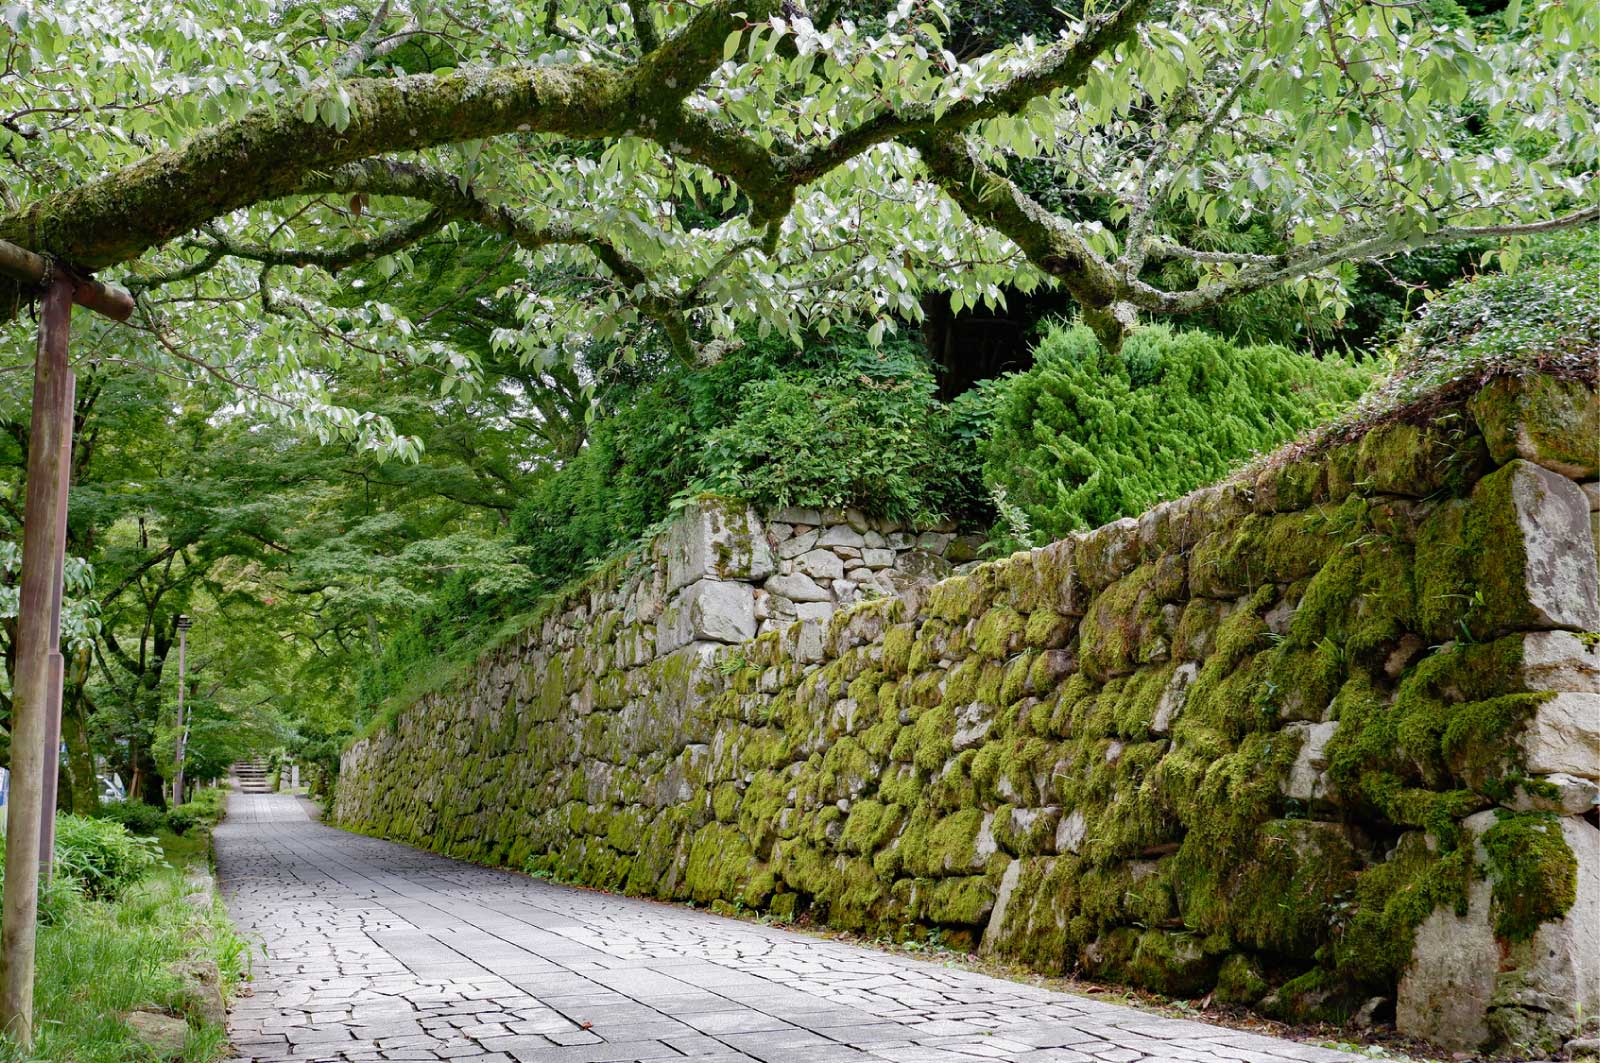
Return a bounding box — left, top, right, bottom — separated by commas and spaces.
664, 497, 774, 594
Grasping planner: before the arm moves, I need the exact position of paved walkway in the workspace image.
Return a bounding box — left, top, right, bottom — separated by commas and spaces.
215, 791, 1364, 1063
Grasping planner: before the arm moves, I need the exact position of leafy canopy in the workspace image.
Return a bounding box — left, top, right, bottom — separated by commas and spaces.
0, 0, 1593, 457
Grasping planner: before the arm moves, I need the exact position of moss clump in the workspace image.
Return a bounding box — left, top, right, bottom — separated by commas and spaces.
839, 800, 904, 855
1230, 821, 1371, 959
1413, 460, 1565, 643
1468, 367, 1600, 478
1322, 667, 1486, 836
1288, 535, 1415, 667
1024, 608, 1073, 650
1480, 811, 1578, 943
1214, 953, 1270, 1006
1080, 564, 1169, 680
1164, 723, 1299, 925
928, 574, 983, 622
1261, 967, 1367, 1023
1261, 640, 1344, 723
1386, 636, 1545, 793
898, 808, 989, 877
1081, 927, 1222, 998
1330, 831, 1473, 986
972, 606, 1025, 659
922, 872, 1000, 926
882, 625, 917, 677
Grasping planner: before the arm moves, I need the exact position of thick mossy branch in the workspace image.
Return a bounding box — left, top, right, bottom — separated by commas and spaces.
0, 0, 1141, 321
0, 0, 768, 311
2, 64, 629, 270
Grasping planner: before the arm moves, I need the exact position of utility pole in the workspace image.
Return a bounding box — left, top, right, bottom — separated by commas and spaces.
0, 241, 133, 1048
172, 614, 192, 808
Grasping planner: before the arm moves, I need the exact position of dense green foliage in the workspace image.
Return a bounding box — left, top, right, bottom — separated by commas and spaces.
512, 330, 983, 591
1394, 232, 1600, 379
1307, 227, 1600, 447
979, 324, 1372, 544
48, 816, 161, 900
0, 815, 156, 917
165, 789, 228, 837
696, 343, 985, 525
93, 800, 169, 836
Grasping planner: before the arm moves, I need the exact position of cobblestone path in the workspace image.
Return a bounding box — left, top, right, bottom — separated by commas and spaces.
216, 790, 1364, 1063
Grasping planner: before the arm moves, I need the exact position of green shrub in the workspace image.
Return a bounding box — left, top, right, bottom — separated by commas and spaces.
49, 815, 161, 900
979, 323, 1371, 544
696, 341, 982, 524
167, 788, 226, 835
188, 787, 226, 819
1386, 239, 1599, 395
511, 328, 982, 590
93, 799, 168, 836
165, 806, 202, 836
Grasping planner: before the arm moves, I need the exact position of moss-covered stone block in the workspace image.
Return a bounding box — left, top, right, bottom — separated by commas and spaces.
1351, 421, 1481, 498
1076, 518, 1141, 592
1469, 374, 1600, 480
1416, 460, 1600, 641
1214, 953, 1270, 1006
1256, 458, 1327, 514
1080, 565, 1171, 680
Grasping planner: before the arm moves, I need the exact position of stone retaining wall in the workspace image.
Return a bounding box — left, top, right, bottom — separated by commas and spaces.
336, 373, 1600, 1055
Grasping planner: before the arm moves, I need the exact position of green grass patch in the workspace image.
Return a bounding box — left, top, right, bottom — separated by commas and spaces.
0, 820, 251, 1063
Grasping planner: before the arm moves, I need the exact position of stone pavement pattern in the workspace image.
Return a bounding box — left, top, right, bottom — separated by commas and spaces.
216, 791, 1367, 1063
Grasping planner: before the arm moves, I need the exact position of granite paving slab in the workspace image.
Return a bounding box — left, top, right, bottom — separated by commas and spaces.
215, 790, 1367, 1063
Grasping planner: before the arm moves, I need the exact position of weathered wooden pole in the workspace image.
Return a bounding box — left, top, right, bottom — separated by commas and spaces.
0, 242, 133, 1046
0, 275, 74, 1044
38, 366, 76, 876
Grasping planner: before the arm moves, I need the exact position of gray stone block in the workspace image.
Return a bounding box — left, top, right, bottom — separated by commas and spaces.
664, 498, 774, 594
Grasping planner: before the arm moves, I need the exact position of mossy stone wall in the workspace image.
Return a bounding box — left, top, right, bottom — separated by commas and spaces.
336, 374, 1600, 1055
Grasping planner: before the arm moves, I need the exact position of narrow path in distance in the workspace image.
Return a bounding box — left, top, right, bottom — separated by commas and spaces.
215, 789, 1366, 1063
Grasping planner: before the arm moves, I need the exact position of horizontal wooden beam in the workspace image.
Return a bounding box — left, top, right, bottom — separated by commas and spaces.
0, 238, 134, 322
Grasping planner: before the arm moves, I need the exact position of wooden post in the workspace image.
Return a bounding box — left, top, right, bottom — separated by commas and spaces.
172, 616, 191, 808
0, 242, 131, 1047
0, 275, 74, 1044
38, 367, 76, 876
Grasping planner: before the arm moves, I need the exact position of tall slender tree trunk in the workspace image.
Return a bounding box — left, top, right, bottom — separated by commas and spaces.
61, 650, 96, 814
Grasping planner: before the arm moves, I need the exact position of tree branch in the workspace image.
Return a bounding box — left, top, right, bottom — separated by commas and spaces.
630, 3, 661, 54
782, 0, 1152, 188
0, 0, 775, 312
334, 1, 393, 79
185, 208, 451, 273
294, 160, 699, 361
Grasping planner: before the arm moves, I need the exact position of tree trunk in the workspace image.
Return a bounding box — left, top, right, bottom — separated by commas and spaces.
132, 738, 164, 807
61, 651, 96, 814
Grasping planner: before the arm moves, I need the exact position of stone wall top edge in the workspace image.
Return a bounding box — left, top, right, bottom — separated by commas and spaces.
358, 372, 1598, 751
